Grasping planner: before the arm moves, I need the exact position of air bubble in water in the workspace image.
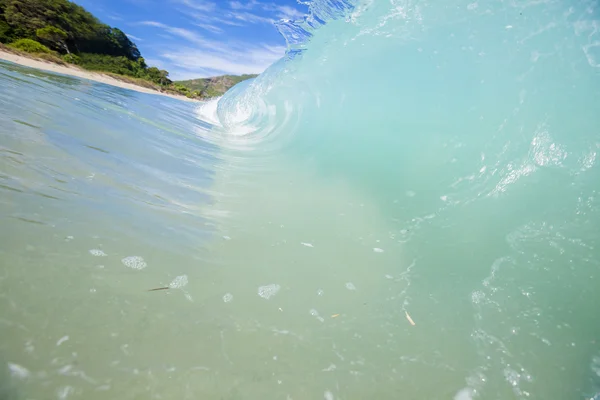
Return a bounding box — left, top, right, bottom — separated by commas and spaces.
258, 284, 281, 299
7, 363, 30, 379
471, 291, 485, 304
310, 309, 325, 322
169, 275, 188, 288
121, 256, 147, 270
223, 293, 233, 303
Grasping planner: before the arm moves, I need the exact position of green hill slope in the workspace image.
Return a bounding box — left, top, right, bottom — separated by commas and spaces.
175, 74, 258, 98
0, 0, 259, 99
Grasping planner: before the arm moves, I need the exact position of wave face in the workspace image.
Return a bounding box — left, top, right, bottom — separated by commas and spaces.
0, 1, 599, 399
199, 0, 600, 398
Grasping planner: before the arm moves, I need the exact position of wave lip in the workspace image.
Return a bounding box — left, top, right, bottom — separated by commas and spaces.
275, 0, 356, 56
194, 0, 358, 144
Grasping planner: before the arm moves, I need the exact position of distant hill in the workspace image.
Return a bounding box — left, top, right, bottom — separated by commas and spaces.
175, 74, 258, 98
0, 0, 196, 99
0, 0, 258, 100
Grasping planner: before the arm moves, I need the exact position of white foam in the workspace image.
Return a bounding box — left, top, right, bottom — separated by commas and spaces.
454, 388, 474, 400
56, 335, 69, 346
25, 340, 34, 353
258, 284, 281, 299
89, 249, 106, 257
345, 282, 356, 290
310, 309, 325, 322
373, 247, 384, 253
195, 98, 222, 127
8, 362, 30, 379
322, 363, 337, 372
121, 256, 147, 270
324, 390, 335, 400
301, 242, 314, 247
583, 42, 600, 68
471, 290, 485, 304
57, 385, 74, 400
223, 293, 233, 303
169, 275, 188, 288
58, 365, 72, 375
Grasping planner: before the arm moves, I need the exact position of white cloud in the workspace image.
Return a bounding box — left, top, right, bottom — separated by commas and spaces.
230, 1, 305, 21
228, 11, 274, 24
137, 0, 307, 79
126, 33, 144, 41
139, 21, 166, 28
161, 43, 285, 77
175, 0, 304, 28
176, 0, 216, 12
194, 22, 223, 33
188, 12, 245, 27
144, 58, 169, 70
229, 0, 259, 10
139, 21, 220, 50
107, 13, 123, 21
138, 21, 286, 78
271, 5, 305, 20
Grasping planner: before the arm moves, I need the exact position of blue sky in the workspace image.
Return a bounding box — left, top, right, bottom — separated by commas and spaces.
72, 0, 308, 80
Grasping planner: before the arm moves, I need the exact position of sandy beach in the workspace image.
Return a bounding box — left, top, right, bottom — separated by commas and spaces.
0, 50, 198, 102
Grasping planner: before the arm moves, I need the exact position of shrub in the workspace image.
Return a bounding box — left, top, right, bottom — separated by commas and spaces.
76, 53, 138, 76
62, 53, 80, 64
8, 39, 52, 54
37, 53, 66, 65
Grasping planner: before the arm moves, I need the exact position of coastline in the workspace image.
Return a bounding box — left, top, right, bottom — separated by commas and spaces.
0, 50, 199, 102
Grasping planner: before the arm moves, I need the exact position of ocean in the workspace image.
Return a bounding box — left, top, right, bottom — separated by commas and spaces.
1, 0, 600, 399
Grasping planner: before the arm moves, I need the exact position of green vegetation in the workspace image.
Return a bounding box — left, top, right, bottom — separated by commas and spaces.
175, 74, 258, 98
0, 0, 256, 99
8, 38, 51, 53
0, 0, 140, 58
35, 25, 68, 53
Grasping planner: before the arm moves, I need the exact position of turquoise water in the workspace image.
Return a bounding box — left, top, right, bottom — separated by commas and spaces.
1, 0, 600, 399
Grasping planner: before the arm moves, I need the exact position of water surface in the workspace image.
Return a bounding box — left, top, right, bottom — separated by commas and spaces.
1, 0, 600, 399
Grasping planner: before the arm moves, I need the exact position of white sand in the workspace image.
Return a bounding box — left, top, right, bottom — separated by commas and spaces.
0, 50, 198, 102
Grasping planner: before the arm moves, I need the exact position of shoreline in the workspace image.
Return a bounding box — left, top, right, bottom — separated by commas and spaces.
0, 50, 199, 103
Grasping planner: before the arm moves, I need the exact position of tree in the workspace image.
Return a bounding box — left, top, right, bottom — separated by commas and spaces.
145, 67, 171, 86
8, 38, 52, 53
0, 19, 14, 43
36, 25, 69, 53
132, 56, 147, 77
109, 28, 140, 60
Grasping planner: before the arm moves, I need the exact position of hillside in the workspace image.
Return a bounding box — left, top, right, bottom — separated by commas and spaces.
0, 0, 255, 100
176, 74, 258, 98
